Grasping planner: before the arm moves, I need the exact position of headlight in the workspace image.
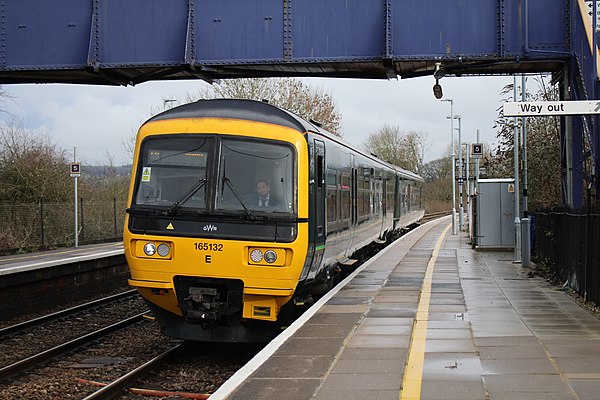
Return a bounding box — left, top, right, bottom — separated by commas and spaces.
250, 249, 263, 263
143, 243, 156, 256
248, 247, 286, 266
157, 243, 170, 257
264, 250, 277, 263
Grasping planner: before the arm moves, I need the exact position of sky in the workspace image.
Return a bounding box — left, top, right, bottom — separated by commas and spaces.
0, 74, 520, 167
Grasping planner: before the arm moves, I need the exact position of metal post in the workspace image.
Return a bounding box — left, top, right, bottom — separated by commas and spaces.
114, 198, 118, 238
476, 130, 480, 191
40, 199, 45, 247
465, 142, 470, 229
513, 76, 521, 263
475, 129, 481, 245
457, 116, 464, 231
80, 197, 85, 243
74, 147, 79, 248
442, 99, 457, 235
521, 74, 530, 267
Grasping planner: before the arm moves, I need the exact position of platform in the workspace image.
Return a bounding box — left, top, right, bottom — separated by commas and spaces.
0, 242, 123, 276
0, 242, 127, 320
213, 216, 600, 400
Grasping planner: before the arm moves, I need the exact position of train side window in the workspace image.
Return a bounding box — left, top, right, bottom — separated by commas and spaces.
317, 155, 323, 188
326, 169, 337, 223
340, 173, 351, 220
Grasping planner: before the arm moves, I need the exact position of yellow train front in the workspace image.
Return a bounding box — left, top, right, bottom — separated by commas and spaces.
124, 98, 424, 342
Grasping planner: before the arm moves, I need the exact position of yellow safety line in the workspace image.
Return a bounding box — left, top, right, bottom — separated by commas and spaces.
400, 223, 451, 400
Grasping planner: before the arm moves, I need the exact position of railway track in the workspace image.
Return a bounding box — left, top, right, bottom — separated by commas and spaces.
0, 289, 148, 381
0, 289, 138, 339
422, 210, 451, 223
81, 342, 185, 400
0, 312, 148, 380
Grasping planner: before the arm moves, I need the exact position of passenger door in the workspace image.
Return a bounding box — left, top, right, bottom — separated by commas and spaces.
307, 139, 326, 279
314, 140, 326, 246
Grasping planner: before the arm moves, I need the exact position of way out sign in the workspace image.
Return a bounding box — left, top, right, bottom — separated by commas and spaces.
503, 100, 600, 116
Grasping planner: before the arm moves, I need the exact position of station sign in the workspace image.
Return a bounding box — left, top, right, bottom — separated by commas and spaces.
472, 143, 483, 158
70, 162, 81, 177
503, 100, 600, 117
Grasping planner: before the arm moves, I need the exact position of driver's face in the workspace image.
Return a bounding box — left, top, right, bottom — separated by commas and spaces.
256, 182, 269, 198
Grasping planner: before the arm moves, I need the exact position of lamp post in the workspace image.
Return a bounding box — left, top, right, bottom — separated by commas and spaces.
462, 142, 471, 230
442, 99, 457, 235
513, 75, 521, 263
453, 115, 463, 231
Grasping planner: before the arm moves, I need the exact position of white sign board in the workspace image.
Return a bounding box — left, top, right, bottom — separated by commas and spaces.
503, 100, 600, 116
586, 1, 600, 28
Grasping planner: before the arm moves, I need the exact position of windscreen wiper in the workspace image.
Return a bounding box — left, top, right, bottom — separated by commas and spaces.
222, 176, 256, 220
164, 178, 206, 216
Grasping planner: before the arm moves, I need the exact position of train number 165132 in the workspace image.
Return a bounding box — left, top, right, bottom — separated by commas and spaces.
194, 242, 224, 251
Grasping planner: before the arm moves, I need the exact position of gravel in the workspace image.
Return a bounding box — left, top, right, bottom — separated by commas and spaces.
0, 294, 264, 400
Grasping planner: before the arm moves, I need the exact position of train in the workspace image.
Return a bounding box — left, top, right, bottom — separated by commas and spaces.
124, 98, 424, 342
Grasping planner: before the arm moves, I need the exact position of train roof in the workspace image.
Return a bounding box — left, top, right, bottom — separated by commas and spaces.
145, 98, 318, 134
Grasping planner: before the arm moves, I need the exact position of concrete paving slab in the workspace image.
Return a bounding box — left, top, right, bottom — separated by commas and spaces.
487, 392, 577, 400
426, 320, 471, 329
425, 338, 476, 353
347, 333, 410, 348
569, 379, 600, 400
483, 374, 571, 393
293, 323, 357, 338
422, 352, 483, 381
317, 373, 402, 392
227, 378, 321, 400
477, 344, 548, 359
330, 356, 406, 374
552, 357, 600, 374
542, 340, 600, 357
307, 312, 363, 324
419, 379, 486, 399
251, 356, 335, 379
336, 347, 407, 361
355, 324, 412, 336
318, 304, 370, 314
366, 307, 416, 318
314, 389, 400, 400
361, 316, 414, 326
425, 328, 473, 339
276, 337, 346, 357
474, 336, 539, 346
481, 357, 557, 374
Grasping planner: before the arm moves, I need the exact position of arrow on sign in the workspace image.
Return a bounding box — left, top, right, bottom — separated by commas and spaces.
595, 102, 600, 112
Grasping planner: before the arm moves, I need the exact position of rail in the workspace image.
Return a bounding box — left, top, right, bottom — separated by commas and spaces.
81, 343, 184, 400
0, 312, 147, 380
0, 290, 138, 339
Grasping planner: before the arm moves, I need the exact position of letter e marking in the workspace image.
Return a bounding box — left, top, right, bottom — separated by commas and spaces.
205, 255, 212, 264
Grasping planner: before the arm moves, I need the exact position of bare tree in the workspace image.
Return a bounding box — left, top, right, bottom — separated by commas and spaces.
0, 118, 70, 203
189, 78, 343, 135
494, 76, 561, 209
362, 124, 428, 172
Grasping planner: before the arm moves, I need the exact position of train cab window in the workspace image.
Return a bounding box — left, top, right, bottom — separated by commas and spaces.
134, 136, 212, 210
216, 139, 296, 214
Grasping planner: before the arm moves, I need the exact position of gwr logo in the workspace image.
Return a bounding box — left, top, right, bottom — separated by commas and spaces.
203, 224, 218, 232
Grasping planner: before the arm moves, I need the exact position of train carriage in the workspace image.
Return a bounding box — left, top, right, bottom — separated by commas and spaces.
124, 99, 424, 342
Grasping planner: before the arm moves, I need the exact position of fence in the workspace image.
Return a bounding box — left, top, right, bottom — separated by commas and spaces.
0, 199, 127, 254
534, 205, 600, 305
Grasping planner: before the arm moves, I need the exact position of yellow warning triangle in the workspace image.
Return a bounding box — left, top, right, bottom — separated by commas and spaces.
166, 223, 174, 230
